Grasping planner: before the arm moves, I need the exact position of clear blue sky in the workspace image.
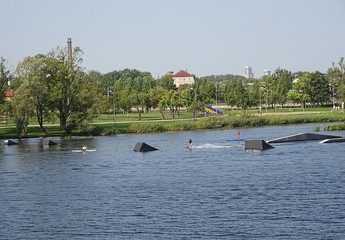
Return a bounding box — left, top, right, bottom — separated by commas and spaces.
1, 0, 345, 78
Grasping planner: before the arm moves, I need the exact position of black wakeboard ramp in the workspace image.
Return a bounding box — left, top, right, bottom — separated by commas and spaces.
42, 139, 58, 146
267, 132, 341, 144
319, 138, 345, 143
245, 139, 274, 151
133, 142, 158, 152
4, 139, 18, 145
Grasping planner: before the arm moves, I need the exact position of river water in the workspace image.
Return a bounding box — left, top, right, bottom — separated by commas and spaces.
1, 123, 345, 239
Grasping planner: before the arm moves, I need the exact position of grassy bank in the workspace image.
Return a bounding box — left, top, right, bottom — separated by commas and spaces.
1, 110, 344, 139
123, 112, 345, 134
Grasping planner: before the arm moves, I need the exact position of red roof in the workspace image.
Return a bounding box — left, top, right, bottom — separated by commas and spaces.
173, 70, 193, 78
4, 90, 15, 98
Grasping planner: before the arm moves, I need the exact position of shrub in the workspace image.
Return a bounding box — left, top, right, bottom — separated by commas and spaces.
324, 124, 345, 131
128, 122, 166, 133
167, 122, 197, 131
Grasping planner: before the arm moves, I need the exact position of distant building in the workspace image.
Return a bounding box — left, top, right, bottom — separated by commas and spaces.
264, 70, 271, 76
244, 66, 254, 79
172, 70, 195, 87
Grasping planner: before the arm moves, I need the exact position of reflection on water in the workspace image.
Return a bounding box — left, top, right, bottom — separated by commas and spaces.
1, 123, 345, 239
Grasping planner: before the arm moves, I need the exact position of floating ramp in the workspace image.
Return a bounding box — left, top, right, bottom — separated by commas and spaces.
319, 138, 345, 143
4, 139, 18, 145
133, 142, 158, 152
267, 132, 341, 144
42, 139, 58, 146
245, 140, 274, 151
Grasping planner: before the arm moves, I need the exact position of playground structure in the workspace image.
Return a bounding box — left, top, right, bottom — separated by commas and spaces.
195, 106, 223, 116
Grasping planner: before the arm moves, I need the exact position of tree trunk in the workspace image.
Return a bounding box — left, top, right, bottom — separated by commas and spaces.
36, 105, 47, 135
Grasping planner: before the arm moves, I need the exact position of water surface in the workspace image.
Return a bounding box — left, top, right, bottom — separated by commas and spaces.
1, 123, 345, 239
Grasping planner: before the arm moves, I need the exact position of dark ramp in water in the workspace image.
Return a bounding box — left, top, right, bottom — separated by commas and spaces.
4, 139, 18, 145
245, 140, 274, 151
42, 139, 58, 146
267, 132, 341, 144
320, 138, 345, 143
133, 142, 158, 152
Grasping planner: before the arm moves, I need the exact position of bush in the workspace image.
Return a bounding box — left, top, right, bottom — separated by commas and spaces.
128, 122, 166, 133
167, 122, 197, 131
198, 116, 230, 129
324, 124, 345, 131
100, 127, 118, 136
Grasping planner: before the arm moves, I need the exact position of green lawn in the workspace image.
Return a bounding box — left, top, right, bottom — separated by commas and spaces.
0, 106, 342, 138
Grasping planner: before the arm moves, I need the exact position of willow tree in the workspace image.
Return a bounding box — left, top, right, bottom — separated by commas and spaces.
14, 54, 51, 135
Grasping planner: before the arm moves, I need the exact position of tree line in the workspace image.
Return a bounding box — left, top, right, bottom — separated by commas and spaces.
0, 44, 344, 137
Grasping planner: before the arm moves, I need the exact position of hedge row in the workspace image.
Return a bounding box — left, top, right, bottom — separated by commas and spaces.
91, 112, 345, 135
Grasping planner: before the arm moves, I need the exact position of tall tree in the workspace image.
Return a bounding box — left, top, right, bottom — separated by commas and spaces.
15, 54, 51, 134
308, 71, 329, 105
12, 83, 34, 136
266, 69, 293, 110
224, 80, 239, 111
0, 57, 11, 104
157, 75, 176, 90
288, 73, 310, 109
327, 57, 345, 111
44, 46, 86, 131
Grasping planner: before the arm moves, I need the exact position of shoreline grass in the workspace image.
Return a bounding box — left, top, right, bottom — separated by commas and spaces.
1, 108, 344, 139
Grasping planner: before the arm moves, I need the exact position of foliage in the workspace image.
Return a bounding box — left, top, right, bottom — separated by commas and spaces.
327, 57, 345, 110
324, 124, 345, 131
314, 126, 320, 131
0, 57, 12, 104
166, 121, 197, 131
128, 122, 166, 133
288, 73, 310, 108
156, 75, 176, 90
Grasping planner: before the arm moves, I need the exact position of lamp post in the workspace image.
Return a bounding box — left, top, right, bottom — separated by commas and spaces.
190, 87, 197, 120
332, 84, 335, 110
109, 89, 116, 123
215, 81, 218, 115
259, 86, 262, 115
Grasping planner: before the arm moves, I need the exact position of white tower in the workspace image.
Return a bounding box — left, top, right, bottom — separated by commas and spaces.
244, 66, 254, 79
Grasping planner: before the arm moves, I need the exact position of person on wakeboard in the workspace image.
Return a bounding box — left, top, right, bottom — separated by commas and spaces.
187, 138, 192, 149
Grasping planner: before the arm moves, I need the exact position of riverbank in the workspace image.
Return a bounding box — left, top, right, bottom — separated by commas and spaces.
1, 110, 344, 139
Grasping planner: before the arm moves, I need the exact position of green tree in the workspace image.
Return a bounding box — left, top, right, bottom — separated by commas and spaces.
116, 86, 133, 117
288, 73, 310, 109
157, 89, 169, 119
272, 68, 293, 107
12, 83, 34, 136
157, 75, 176, 90
44, 46, 94, 132
308, 71, 329, 105
224, 79, 251, 112
67, 76, 103, 131
198, 77, 215, 105
0, 57, 11, 104
327, 57, 345, 111
224, 80, 238, 111
15, 55, 51, 134
260, 76, 276, 110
